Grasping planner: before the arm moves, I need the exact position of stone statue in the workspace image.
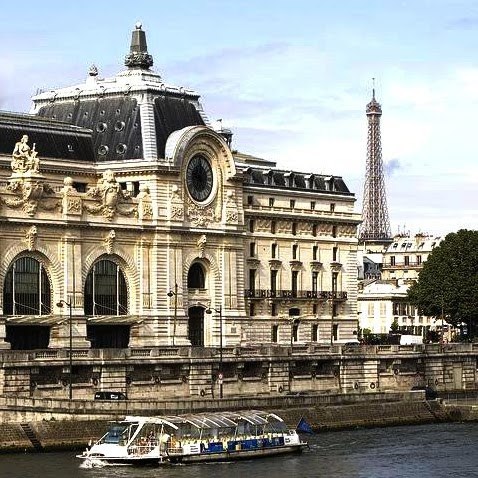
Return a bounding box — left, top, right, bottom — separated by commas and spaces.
12, 135, 40, 173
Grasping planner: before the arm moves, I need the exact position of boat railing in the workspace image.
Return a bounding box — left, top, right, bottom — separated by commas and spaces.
167, 444, 183, 454
128, 441, 158, 456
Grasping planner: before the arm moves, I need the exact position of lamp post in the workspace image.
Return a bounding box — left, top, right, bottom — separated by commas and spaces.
56, 298, 73, 400
167, 284, 178, 346
205, 305, 223, 398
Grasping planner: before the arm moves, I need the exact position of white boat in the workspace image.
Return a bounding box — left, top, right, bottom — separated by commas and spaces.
77, 410, 308, 466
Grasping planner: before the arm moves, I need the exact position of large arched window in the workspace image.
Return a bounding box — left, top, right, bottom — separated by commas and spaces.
187, 262, 206, 289
84, 259, 127, 315
3, 257, 51, 315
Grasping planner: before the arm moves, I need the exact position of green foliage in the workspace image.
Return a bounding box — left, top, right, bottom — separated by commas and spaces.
407, 229, 478, 336
390, 319, 400, 333
362, 328, 372, 337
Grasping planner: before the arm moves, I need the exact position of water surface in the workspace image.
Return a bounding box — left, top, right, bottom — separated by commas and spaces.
0, 422, 476, 478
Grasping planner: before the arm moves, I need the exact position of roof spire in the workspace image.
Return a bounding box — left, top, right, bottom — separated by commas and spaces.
124, 22, 153, 70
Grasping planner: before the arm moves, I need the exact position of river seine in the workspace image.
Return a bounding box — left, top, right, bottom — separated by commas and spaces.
0, 422, 476, 478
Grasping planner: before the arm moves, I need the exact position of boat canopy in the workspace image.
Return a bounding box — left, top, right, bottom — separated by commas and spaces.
123, 410, 284, 431
161, 410, 284, 430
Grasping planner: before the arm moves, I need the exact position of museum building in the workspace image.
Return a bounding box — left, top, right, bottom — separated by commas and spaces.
0, 25, 361, 397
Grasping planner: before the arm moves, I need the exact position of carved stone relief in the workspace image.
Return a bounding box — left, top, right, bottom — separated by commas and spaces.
197, 234, 207, 258
137, 184, 153, 220
61, 177, 82, 215
85, 170, 137, 221
169, 184, 184, 220
25, 225, 38, 251
105, 230, 116, 254
187, 200, 215, 227
223, 190, 238, 224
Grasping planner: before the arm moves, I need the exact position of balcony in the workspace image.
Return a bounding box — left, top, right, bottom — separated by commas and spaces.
383, 261, 422, 270
309, 261, 323, 270
244, 289, 347, 300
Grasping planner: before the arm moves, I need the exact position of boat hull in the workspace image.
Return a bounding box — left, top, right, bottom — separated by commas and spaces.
78, 455, 163, 466
167, 443, 306, 464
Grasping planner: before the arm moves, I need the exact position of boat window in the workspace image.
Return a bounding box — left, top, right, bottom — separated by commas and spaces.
103, 425, 131, 445
264, 420, 288, 434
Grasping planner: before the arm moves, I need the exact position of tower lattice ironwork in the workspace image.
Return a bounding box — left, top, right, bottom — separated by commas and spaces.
359, 88, 391, 243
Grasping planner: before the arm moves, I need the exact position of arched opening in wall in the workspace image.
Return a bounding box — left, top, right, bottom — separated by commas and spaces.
188, 262, 205, 290
3, 256, 51, 316
84, 258, 129, 349
188, 306, 204, 346
84, 259, 128, 315
6, 325, 50, 350
86, 325, 130, 349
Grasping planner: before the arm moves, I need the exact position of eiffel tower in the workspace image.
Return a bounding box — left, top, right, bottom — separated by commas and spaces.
359, 87, 392, 250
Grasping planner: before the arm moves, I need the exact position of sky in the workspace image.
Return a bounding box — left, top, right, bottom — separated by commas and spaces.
1, 0, 477, 237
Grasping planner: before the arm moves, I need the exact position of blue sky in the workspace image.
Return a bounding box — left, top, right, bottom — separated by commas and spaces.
1, 0, 477, 236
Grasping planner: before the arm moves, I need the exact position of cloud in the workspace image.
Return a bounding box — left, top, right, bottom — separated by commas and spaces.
447, 17, 478, 30
384, 158, 402, 176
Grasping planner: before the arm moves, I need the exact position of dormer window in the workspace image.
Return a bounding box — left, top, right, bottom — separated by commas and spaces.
263, 169, 274, 185
307, 174, 315, 189
284, 172, 294, 187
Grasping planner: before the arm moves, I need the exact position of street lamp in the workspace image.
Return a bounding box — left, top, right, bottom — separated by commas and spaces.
56, 298, 73, 400
167, 284, 178, 346
205, 305, 223, 398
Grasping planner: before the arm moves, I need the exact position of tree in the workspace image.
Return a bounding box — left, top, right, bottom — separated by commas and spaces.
390, 319, 400, 334
407, 229, 478, 338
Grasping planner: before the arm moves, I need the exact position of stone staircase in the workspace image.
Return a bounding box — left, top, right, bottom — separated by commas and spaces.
20, 423, 43, 451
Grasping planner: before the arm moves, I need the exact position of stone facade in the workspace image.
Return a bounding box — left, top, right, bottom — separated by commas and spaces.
0, 25, 361, 398
381, 233, 443, 282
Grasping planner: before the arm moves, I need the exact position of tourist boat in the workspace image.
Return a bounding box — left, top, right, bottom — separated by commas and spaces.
77, 410, 308, 466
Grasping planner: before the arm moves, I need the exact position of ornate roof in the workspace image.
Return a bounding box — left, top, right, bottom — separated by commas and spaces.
31, 24, 207, 162
242, 165, 351, 195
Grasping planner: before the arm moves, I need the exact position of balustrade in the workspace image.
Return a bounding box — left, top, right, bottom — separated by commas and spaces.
244, 289, 347, 300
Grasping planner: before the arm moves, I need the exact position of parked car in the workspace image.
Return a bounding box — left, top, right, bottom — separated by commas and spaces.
94, 391, 127, 400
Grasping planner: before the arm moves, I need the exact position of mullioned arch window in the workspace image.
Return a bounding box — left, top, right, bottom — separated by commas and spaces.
3, 257, 51, 315
84, 259, 128, 315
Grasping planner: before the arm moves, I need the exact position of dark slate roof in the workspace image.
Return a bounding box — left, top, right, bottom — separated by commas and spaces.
244, 167, 352, 195
0, 111, 95, 161
36, 96, 142, 161
153, 96, 205, 157
35, 94, 205, 161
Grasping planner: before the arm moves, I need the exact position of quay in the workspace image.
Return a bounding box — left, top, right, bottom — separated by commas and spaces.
0, 390, 477, 453
1, 340, 478, 453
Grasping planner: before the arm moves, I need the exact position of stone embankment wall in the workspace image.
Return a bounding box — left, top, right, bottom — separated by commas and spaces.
0, 391, 473, 453
2, 343, 477, 401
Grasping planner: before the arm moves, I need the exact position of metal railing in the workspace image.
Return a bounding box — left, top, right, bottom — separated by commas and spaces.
244, 289, 347, 300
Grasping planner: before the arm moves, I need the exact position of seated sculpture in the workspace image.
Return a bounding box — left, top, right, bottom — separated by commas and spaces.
12, 135, 39, 173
